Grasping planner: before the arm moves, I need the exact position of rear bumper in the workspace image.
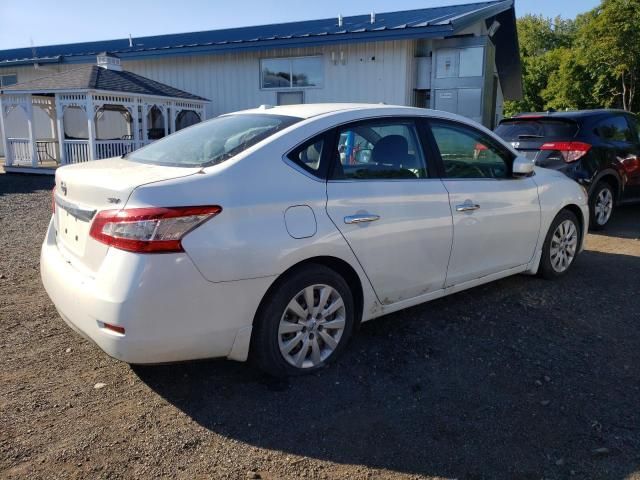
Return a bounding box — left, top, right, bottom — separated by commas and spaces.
40, 218, 275, 364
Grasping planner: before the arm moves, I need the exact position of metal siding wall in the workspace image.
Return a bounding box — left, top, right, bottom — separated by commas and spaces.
121, 40, 412, 117
404, 41, 417, 106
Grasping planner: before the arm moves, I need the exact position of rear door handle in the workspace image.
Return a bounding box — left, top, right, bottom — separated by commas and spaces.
456, 203, 481, 212
344, 214, 380, 224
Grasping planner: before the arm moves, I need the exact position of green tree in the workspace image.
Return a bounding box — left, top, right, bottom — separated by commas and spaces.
576, 0, 640, 112
542, 48, 595, 111
503, 15, 576, 116
504, 2, 640, 117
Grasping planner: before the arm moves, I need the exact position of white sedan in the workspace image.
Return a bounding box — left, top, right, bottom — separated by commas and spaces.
41, 104, 589, 376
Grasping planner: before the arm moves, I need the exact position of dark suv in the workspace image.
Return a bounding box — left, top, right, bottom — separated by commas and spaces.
495, 110, 640, 228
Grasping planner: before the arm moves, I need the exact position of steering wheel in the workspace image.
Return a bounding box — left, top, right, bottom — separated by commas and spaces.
444, 160, 486, 178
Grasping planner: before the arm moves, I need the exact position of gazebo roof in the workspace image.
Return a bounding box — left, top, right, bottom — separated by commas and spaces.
0, 65, 208, 101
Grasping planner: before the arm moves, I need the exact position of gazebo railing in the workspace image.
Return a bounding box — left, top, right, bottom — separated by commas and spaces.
7, 138, 32, 166
64, 140, 90, 164
95, 140, 137, 159
61, 139, 145, 164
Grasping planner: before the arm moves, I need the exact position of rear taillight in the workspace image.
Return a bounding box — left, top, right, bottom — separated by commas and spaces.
89, 206, 222, 253
540, 141, 591, 163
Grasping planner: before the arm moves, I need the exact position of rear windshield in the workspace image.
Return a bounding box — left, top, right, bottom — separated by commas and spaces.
495, 119, 579, 140
126, 113, 301, 167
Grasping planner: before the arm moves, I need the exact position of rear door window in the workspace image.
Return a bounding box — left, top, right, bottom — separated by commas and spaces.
594, 116, 635, 142
495, 119, 578, 140
331, 120, 428, 180
628, 116, 640, 142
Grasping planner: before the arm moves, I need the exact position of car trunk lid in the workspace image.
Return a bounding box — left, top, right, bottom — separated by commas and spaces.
53, 158, 201, 274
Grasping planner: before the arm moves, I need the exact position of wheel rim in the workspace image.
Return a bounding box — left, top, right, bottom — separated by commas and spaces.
550, 219, 578, 273
594, 188, 613, 225
278, 284, 346, 369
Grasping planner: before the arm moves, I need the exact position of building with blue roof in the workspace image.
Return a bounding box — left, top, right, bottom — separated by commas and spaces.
0, 0, 521, 163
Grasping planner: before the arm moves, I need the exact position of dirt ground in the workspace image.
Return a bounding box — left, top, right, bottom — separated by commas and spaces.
1, 172, 639, 480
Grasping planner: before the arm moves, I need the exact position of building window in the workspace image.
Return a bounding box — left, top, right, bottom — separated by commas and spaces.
261, 56, 323, 89
0, 74, 17, 87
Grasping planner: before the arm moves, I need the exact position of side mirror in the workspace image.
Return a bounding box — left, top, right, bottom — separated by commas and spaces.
513, 156, 535, 177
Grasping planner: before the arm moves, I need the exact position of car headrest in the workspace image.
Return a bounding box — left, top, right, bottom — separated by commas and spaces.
371, 135, 409, 165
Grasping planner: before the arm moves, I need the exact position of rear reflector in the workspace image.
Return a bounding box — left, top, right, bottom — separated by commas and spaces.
540, 141, 591, 163
89, 206, 222, 253
103, 323, 125, 335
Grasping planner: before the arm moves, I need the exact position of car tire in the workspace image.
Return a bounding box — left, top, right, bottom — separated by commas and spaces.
538, 209, 581, 280
589, 181, 615, 230
251, 264, 355, 377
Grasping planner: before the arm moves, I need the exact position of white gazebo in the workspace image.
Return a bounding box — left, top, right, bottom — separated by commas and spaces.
0, 53, 209, 174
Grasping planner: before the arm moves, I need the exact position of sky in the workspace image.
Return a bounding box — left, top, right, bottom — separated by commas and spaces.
0, 0, 601, 50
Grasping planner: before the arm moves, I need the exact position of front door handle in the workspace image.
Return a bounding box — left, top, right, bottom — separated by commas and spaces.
456, 203, 481, 212
344, 214, 381, 224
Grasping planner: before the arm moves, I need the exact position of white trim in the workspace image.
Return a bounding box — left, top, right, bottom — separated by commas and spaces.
54, 94, 66, 164
85, 93, 96, 161
25, 95, 38, 168
2, 89, 208, 106
0, 96, 10, 166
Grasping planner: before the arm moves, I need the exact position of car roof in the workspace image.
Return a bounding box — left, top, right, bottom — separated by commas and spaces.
235, 103, 433, 119
508, 109, 632, 121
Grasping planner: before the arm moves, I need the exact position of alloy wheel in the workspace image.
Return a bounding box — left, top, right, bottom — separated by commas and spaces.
550, 219, 578, 273
278, 284, 346, 369
594, 187, 613, 226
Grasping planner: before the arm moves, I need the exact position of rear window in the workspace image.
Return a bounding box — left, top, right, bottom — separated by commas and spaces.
126, 113, 301, 167
495, 119, 578, 140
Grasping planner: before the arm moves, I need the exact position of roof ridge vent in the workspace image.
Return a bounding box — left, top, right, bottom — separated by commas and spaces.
97, 52, 122, 71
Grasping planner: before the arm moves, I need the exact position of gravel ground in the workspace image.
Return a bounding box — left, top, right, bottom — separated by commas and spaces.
1, 172, 639, 480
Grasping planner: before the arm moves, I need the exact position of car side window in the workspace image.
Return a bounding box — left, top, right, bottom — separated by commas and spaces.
594, 116, 634, 142
429, 121, 512, 179
627, 116, 640, 143
331, 121, 428, 180
287, 135, 325, 175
